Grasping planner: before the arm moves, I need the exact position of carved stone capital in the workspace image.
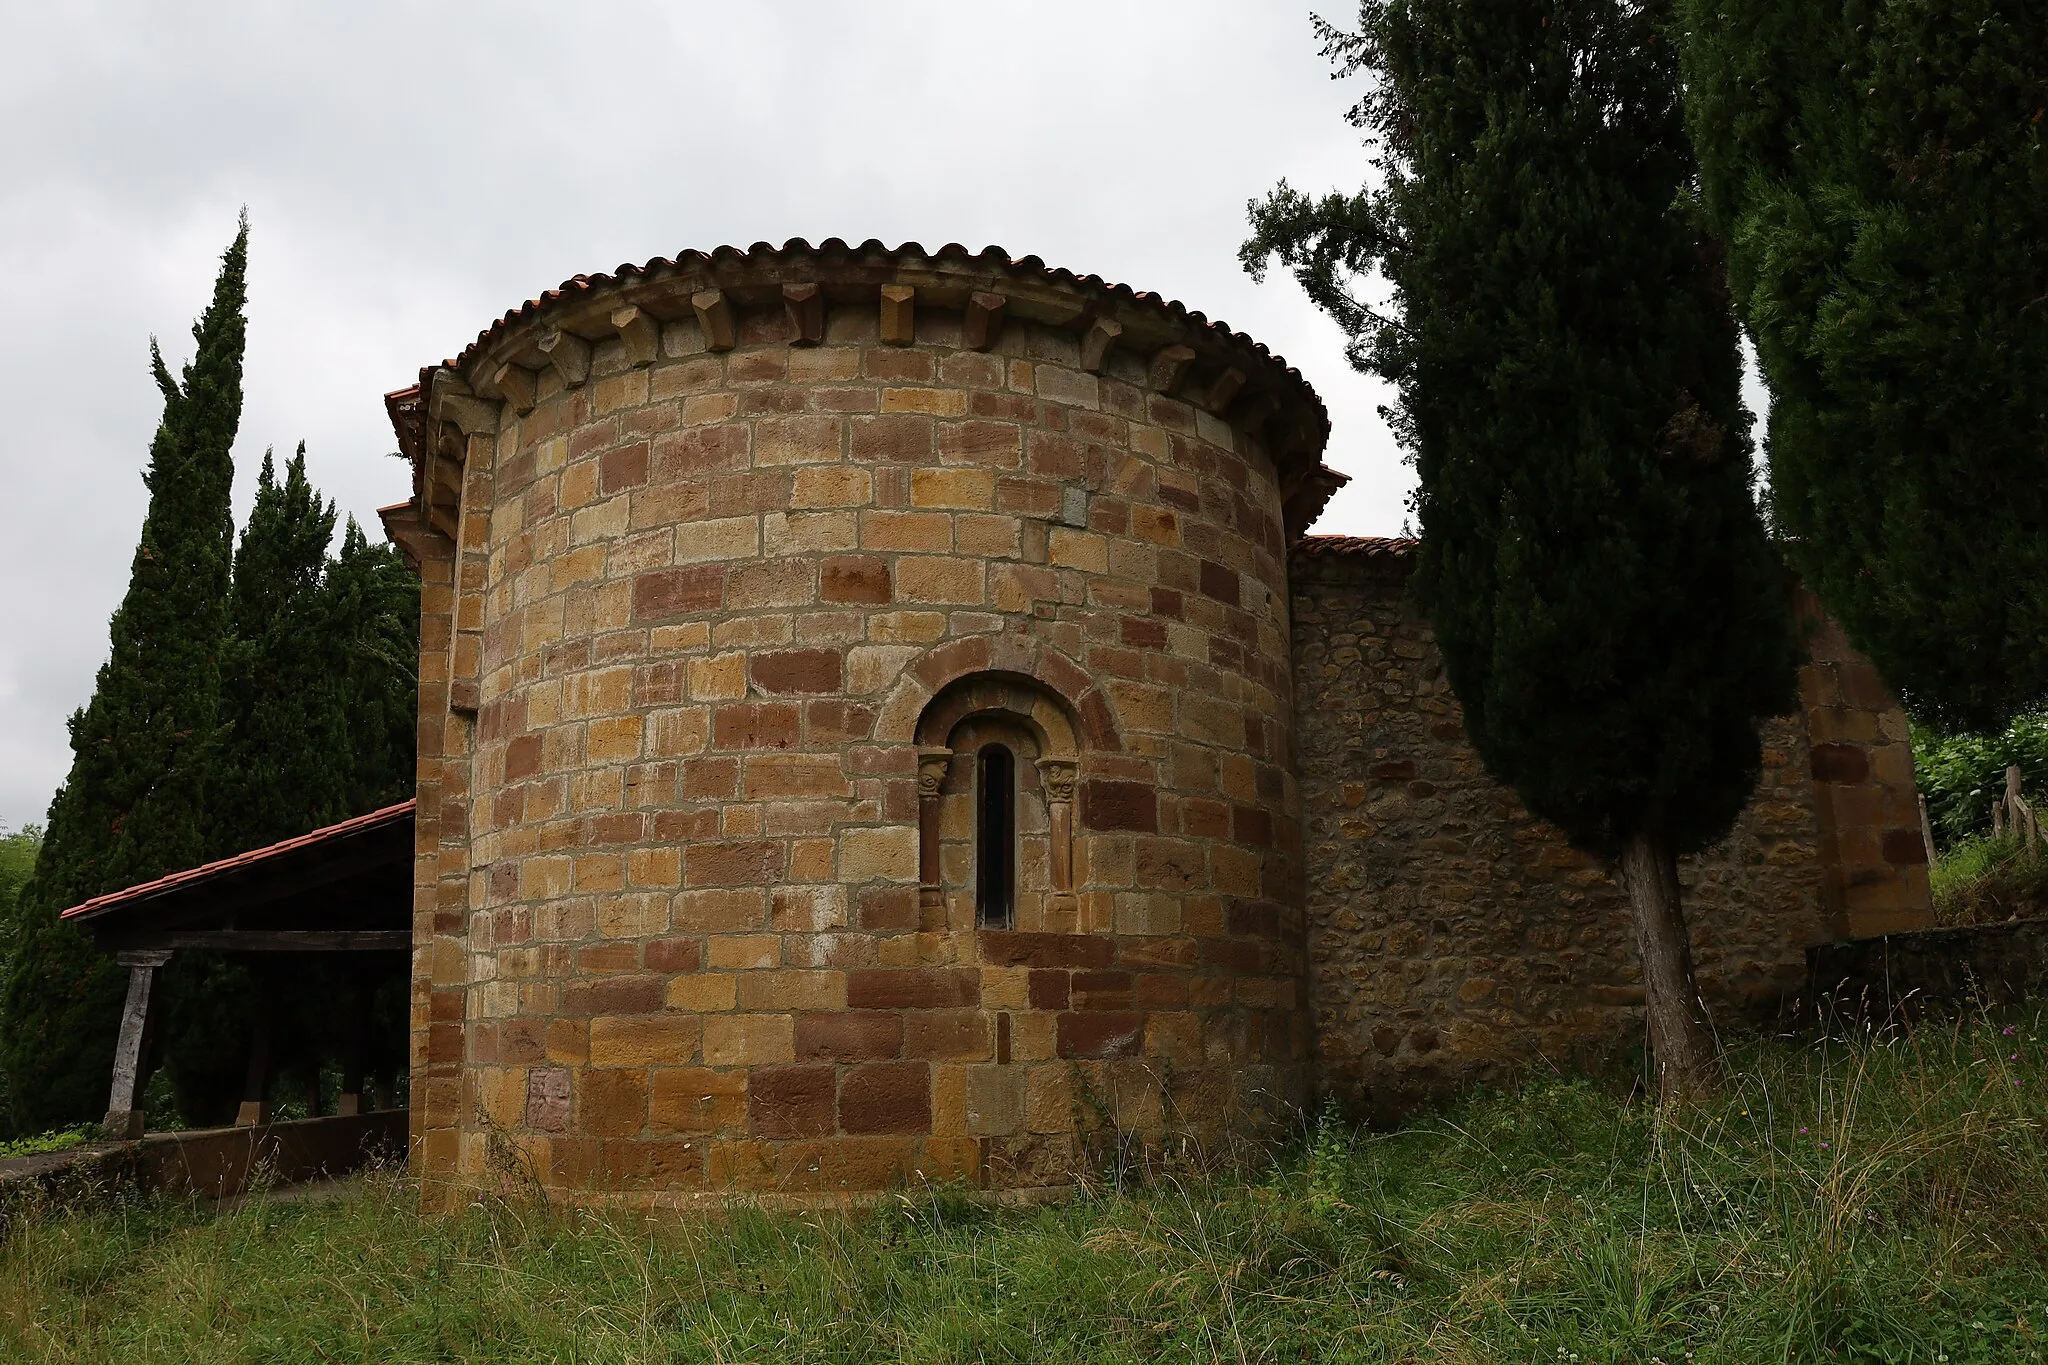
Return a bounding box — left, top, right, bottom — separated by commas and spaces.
1037, 758, 1078, 804
916, 746, 954, 799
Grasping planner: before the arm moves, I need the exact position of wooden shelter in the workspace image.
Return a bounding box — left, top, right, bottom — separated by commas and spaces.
61, 800, 414, 1138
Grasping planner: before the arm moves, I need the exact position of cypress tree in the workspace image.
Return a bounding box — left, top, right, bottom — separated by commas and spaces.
1677, 1, 2047, 731
1245, 0, 1794, 1100
320, 519, 421, 817
0, 218, 248, 1132
211, 443, 348, 854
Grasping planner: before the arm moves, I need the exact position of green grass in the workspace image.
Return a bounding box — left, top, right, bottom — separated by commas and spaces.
6, 1016, 2048, 1363
1933, 833, 2048, 926
0, 1125, 92, 1162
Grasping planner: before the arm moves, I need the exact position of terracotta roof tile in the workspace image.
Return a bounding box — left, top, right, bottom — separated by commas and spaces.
59, 799, 417, 923
1291, 534, 1417, 558
432, 240, 1329, 431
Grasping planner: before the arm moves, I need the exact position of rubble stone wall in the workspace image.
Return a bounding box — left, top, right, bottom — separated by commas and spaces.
1288, 540, 1929, 1113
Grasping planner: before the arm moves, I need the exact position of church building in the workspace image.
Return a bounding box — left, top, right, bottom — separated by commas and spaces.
364, 240, 1928, 1204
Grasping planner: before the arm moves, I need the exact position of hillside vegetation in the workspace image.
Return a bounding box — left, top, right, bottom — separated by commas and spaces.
5, 1014, 2047, 1362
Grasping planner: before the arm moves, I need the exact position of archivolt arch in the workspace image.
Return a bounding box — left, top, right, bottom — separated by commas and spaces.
875, 633, 1121, 752
911, 669, 1087, 916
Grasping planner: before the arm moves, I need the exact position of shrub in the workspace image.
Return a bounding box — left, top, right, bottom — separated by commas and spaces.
1915, 711, 2048, 847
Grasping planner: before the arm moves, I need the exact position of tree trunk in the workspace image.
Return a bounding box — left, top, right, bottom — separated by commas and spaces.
1614, 830, 1721, 1104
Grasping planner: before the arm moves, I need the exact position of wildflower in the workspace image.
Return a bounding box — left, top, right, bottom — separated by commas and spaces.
2005, 1026, 2017, 1036
1819, 1141, 1830, 1149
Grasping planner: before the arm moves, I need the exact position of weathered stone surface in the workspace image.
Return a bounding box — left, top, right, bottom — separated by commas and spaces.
1287, 545, 1927, 1116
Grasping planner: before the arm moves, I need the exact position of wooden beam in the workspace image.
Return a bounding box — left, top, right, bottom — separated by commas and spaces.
117, 931, 411, 953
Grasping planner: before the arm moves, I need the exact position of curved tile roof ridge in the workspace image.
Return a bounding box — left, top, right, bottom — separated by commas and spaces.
1292, 534, 1417, 557
59, 798, 417, 922
436, 237, 1327, 435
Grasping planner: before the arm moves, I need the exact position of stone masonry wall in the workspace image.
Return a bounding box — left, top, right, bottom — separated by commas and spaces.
397, 247, 1329, 1203
1289, 539, 1928, 1114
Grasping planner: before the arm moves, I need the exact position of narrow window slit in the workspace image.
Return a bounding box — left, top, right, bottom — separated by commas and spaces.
976, 744, 1015, 927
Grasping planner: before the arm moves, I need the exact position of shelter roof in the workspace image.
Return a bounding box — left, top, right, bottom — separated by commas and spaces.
61, 801, 415, 949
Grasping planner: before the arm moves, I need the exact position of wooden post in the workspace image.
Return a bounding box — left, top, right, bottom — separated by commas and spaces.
102, 950, 172, 1140
338, 969, 367, 1116
236, 970, 275, 1127
1918, 792, 1940, 870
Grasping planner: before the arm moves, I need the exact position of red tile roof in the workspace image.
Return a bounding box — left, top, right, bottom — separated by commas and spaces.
59, 800, 417, 923
1292, 534, 1417, 558
431, 239, 1330, 441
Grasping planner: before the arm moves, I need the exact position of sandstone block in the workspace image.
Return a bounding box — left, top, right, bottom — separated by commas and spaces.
861, 510, 953, 552
589, 1014, 701, 1068
707, 934, 781, 970
838, 1061, 931, 1134
847, 645, 924, 696
965, 1065, 1025, 1136
575, 1068, 648, 1138
796, 1011, 904, 1062
751, 648, 844, 695
688, 653, 748, 701
649, 1067, 747, 1135
846, 967, 979, 1009
912, 466, 996, 510
1048, 528, 1108, 574
738, 971, 847, 1012
703, 1013, 795, 1066
794, 466, 872, 508
821, 555, 892, 604
755, 416, 842, 465
673, 888, 767, 933
896, 556, 985, 605
665, 973, 738, 1013
839, 826, 918, 882
749, 1065, 836, 1138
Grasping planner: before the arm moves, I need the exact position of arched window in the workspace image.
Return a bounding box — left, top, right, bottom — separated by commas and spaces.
976, 744, 1015, 927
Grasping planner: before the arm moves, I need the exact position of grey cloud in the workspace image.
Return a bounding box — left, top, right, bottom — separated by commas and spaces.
0, 0, 1412, 829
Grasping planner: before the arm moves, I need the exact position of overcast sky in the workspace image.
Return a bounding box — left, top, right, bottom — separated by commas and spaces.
0, 2, 1419, 832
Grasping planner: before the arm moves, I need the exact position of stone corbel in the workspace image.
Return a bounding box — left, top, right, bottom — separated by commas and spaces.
1036, 759, 1078, 894
491, 362, 538, 416
880, 284, 916, 345
1078, 317, 1122, 374
781, 283, 824, 345
1203, 366, 1246, 415
917, 746, 953, 909
964, 291, 1007, 351
1148, 344, 1195, 393
1235, 390, 1280, 436
611, 305, 660, 366
431, 371, 500, 435
693, 289, 737, 352
537, 326, 591, 388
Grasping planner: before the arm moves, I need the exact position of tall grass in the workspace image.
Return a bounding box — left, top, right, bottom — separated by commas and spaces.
5, 1014, 2047, 1362
1932, 833, 2048, 926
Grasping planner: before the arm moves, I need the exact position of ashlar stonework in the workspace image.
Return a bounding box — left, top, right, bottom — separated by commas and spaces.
382, 241, 1342, 1206
378, 238, 1929, 1205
